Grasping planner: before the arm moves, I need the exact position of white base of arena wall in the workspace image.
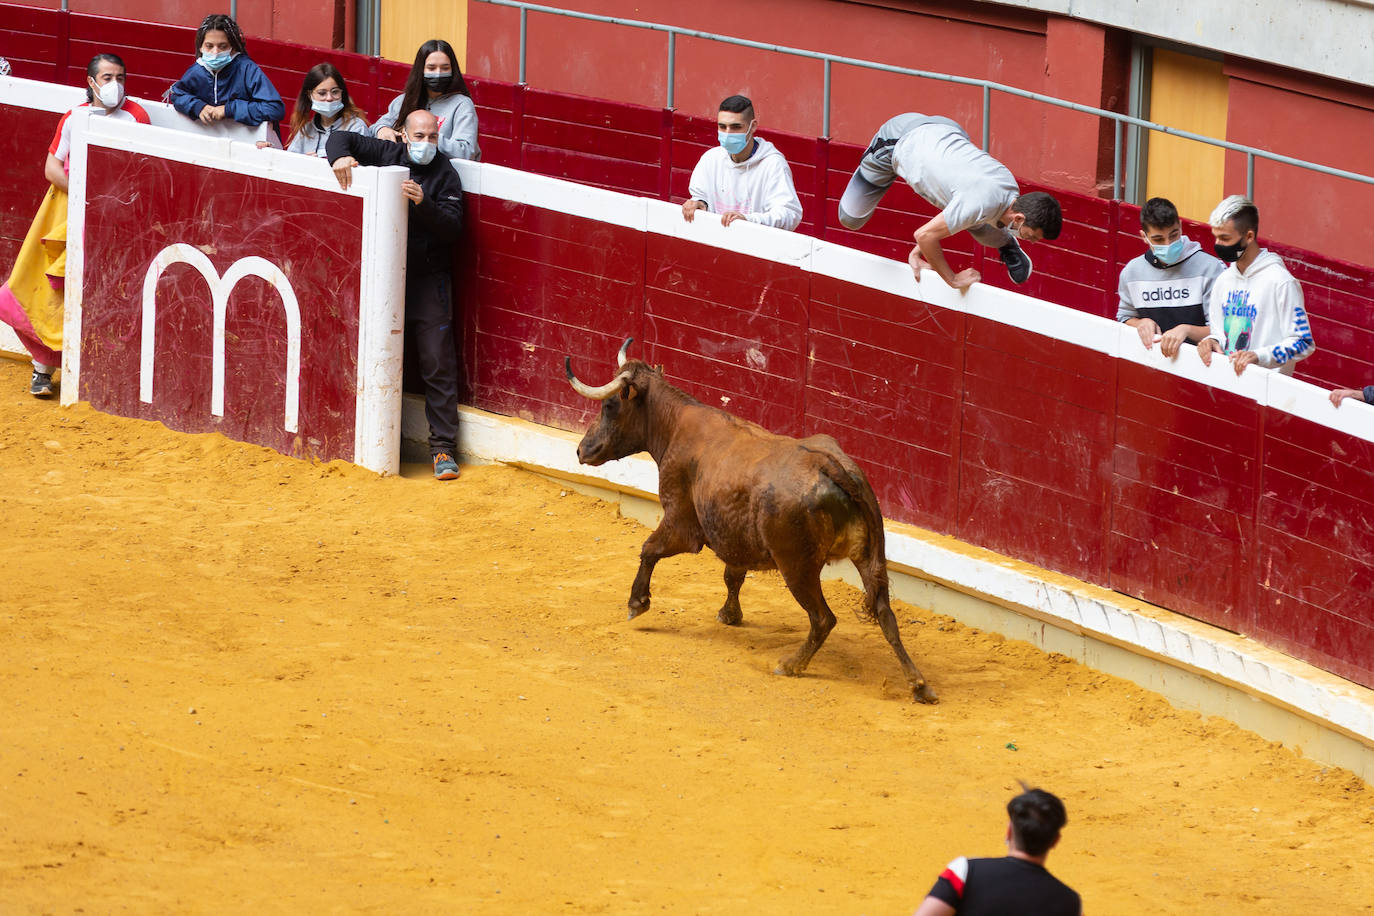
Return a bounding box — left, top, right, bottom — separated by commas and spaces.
402, 395, 1374, 784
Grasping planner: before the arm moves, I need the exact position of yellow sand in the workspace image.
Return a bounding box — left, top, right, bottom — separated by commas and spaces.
1, 358, 1371, 914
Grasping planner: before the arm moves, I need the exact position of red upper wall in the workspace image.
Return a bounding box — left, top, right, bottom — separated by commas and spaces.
2, 0, 343, 50
467, 0, 1126, 199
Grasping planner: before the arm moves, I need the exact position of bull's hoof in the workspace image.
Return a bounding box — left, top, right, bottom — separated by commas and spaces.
912, 683, 939, 705
773, 659, 802, 677
627, 595, 651, 620
717, 604, 743, 626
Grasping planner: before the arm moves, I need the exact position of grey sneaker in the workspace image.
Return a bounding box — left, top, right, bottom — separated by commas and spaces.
999, 240, 1033, 284
29, 370, 55, 398
432, 452, 460, 480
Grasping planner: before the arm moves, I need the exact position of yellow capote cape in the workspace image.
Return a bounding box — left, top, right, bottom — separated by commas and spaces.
3, 184, 69, 352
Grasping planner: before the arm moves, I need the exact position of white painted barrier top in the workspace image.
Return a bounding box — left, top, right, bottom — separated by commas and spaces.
455, 157, 1374, 443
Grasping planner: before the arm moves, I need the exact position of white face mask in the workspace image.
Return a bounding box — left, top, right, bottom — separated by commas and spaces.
407, 139, 438, 165
96, 80, 124, 109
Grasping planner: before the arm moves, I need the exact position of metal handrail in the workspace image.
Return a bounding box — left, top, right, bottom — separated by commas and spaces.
475, 0, 1374, 202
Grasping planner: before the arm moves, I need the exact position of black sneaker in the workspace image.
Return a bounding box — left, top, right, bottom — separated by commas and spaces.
999, 240, 1033, 284
29, 370, 55, 398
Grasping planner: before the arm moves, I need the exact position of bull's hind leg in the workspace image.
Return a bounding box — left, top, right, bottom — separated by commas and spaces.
873, 600, 937, 704
856, 551, 938, 704
718, 565, 746, 625
773, 569, 837, 677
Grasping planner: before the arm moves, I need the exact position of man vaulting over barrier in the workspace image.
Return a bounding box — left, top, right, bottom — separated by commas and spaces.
838, 113, 1062, 290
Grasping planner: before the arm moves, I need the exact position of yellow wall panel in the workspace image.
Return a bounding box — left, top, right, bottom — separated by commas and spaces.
381, 0, 468, 69
1145, 49, 1229, 223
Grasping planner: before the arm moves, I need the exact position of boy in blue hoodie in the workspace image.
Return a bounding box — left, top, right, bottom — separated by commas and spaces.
168, 13, 284, 128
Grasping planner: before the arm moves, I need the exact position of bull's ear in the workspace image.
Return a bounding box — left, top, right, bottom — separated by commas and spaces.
621, 380, 640, 401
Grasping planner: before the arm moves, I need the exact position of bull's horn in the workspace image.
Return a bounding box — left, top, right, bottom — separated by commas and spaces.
616, 337, 634, 368
565, 357, 631, 400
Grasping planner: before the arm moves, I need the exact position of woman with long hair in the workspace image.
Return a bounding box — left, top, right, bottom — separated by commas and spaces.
371, 39, 480, 161
283, 62, 368, 157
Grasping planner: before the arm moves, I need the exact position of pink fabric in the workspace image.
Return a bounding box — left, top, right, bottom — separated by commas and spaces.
0, 284, 61, 367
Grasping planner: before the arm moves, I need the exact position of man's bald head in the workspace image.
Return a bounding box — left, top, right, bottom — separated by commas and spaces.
404, 109, 439, 138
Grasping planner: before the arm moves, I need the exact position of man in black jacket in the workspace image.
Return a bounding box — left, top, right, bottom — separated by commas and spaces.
913, 786, 1082, 916
327, 110, 466, 480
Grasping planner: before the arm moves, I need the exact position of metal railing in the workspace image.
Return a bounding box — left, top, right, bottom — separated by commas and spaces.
474, 0, 1374, 202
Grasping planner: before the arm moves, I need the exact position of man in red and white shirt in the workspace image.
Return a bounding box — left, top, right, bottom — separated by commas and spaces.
0, 52, 150, 397
47, 53, 151, 191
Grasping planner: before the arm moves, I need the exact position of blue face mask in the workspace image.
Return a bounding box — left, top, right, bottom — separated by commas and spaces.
199, 51, 235, 72
1151, 238, 1185, 264
312, 99, 344, 118
408, 140, 437, 165
718, 131, 750, 156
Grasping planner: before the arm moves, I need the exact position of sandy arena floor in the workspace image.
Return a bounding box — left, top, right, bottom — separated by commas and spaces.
1, 358, 1372, 914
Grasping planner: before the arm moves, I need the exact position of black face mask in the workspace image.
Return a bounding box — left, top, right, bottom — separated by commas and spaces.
1213, 233, 1251, 263
423, 73, 451, 93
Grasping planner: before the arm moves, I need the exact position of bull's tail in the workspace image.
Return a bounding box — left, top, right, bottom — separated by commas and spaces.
816, 455, 889, 624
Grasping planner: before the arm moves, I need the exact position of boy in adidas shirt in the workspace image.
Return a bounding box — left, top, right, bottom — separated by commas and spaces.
1117, 197, 1223, 358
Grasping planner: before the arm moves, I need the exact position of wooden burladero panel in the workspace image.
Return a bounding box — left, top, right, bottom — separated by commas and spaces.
81, 146, 364, 462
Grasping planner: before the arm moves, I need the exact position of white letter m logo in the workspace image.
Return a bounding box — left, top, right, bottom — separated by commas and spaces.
139, 244, 302, 433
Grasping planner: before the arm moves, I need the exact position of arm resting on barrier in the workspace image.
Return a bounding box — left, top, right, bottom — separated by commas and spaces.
915, 215, 979, 291
168, 66, 208, 120
327, 130, 404, 167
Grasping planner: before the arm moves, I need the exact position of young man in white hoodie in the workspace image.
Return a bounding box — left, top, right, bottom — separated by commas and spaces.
682, 95, 803, 231
1198, 196, 1315, 377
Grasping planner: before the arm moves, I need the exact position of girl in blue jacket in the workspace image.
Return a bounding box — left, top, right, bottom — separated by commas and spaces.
168, 13, 284, 128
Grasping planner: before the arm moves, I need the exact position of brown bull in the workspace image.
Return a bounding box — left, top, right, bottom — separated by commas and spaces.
565, 339, 937, 703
